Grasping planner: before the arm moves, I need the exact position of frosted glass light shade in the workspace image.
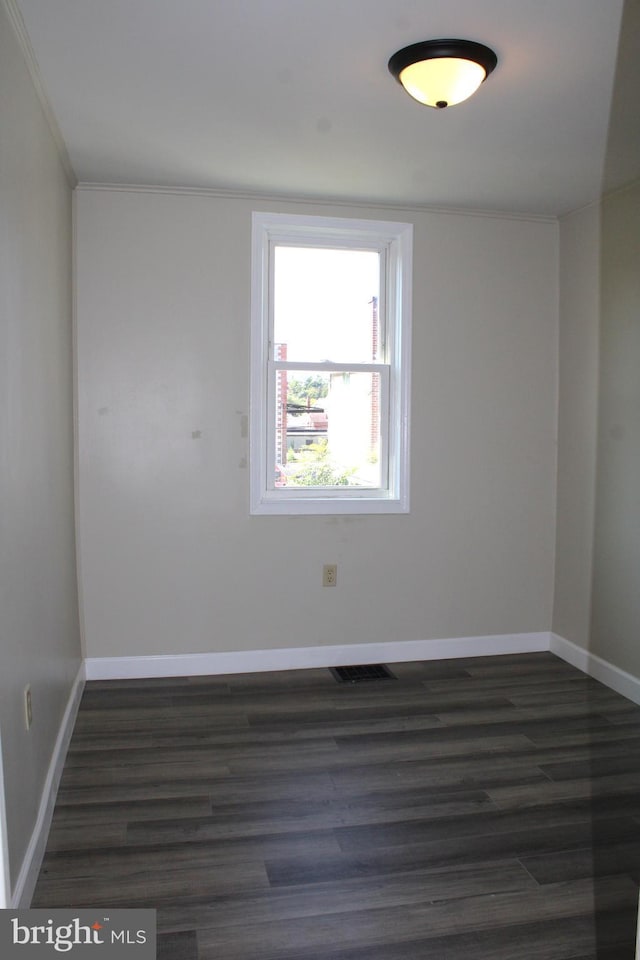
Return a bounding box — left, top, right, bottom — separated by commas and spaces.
389, 39, 497, 109
399, 58, 487, 108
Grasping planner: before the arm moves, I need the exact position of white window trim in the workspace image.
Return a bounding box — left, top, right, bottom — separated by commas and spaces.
250, 211, 412, 516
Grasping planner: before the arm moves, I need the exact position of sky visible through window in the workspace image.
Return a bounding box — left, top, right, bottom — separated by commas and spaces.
273, 246, 380, 362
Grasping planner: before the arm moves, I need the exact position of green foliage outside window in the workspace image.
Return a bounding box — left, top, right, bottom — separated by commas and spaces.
285, 439, 354, 487
287, 375, 329, 407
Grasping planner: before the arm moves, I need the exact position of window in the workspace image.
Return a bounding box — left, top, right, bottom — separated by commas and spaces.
250, 212, 412, 515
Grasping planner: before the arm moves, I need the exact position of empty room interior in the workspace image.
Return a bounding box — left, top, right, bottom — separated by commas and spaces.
1, 1, 639, 957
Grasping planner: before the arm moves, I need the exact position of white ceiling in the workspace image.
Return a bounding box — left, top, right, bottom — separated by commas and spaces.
13, 0, 629, 216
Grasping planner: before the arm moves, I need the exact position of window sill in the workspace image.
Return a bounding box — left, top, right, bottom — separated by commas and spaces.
250, 494, 409, 516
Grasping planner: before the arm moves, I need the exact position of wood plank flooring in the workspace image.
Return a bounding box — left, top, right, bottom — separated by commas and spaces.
32, 652, 640, 959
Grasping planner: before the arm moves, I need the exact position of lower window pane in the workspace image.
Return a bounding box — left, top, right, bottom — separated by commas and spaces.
274, 370, 381, 489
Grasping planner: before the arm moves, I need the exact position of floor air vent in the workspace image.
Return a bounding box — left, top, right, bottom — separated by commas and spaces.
330, 664, 396, 684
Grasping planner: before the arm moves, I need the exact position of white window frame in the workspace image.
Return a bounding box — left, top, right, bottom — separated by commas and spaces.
250, 211, 412, 516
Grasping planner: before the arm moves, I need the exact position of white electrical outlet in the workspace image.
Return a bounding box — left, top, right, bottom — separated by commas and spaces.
24, 685, 33, 730
323, 564, 337, 587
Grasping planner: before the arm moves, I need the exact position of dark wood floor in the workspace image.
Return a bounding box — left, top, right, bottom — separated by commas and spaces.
33, 652, 640, 959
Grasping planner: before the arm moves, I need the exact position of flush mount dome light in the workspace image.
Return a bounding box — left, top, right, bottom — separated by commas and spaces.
388, 39, 497, 109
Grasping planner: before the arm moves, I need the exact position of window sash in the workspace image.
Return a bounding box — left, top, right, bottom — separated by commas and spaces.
265, 362, 390, 498
250, 212, 412, 516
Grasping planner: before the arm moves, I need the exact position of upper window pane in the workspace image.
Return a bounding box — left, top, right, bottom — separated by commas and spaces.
273, 246, 381, 363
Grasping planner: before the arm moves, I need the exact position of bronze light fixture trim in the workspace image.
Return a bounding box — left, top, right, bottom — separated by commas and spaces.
388, 39, 498, 109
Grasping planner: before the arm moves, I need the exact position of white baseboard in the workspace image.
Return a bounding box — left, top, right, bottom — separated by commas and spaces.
550, 633, 640, 706
84, 632, 550, 680
0, 734, 11, 908
12, 662, 86, 908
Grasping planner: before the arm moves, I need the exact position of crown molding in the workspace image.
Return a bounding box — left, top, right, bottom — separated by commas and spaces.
2, 0, 76, 187
559, 176, 640, 222
558, 197, 601, 223
602, 174, 640, 204
75, 181, 557, 224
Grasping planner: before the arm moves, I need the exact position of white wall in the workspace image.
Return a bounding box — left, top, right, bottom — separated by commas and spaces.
588, 0, 640, 681
553, 0, 640, 679
591, 179, 640, 676
76, 188, 559, 661
552, 204, 600, 647
0, 1, 82, 902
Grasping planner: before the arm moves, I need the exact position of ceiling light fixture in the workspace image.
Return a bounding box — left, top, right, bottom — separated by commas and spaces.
388, 39, 497, 109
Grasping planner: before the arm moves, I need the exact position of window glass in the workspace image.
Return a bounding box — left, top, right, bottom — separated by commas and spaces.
250, 212, 412, 515
271, 368, 383, 490
273, 247, 381, 363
